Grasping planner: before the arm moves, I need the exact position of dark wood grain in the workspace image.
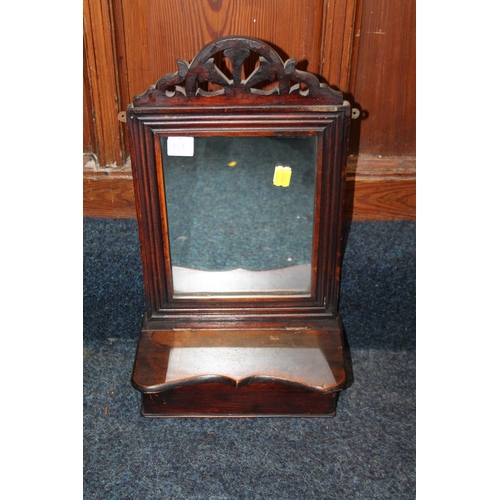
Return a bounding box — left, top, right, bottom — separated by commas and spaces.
321, 0, 359, 92
350, 0, 416, 156
142, 384, 340, 417
83, 0, 126, 166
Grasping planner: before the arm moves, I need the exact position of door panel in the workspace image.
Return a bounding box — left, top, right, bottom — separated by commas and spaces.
84, 0, 359, 167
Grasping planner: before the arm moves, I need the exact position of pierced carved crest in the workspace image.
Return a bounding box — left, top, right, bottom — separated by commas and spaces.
133, 36, 343, 106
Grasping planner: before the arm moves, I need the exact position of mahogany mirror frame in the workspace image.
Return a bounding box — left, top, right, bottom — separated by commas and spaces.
127, 36, 352, 417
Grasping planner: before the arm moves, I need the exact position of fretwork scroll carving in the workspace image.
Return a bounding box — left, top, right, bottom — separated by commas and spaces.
133, 36, 343, 107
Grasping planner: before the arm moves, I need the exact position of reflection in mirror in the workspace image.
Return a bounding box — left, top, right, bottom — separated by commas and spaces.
161, 136, 317, 297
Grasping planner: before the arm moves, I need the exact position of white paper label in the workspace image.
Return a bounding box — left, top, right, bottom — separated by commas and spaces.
167, 137, 194, 157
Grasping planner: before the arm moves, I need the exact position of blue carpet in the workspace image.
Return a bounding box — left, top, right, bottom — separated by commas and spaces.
83, 218, 415, 499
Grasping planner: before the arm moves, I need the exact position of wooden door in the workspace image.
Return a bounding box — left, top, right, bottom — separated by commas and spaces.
83, 0, 415, 220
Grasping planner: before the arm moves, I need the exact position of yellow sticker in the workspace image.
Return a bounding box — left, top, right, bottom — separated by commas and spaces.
273, 165, 292, 187
228, 161, 237, 167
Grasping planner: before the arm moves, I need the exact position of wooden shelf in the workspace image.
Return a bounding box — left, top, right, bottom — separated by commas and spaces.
132, 320, 348, 417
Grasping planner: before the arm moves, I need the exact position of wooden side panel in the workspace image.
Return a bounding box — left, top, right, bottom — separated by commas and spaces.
83, 0, 126, 166
351, 0, 416, 156
321, 0, 359, 91
83, 43, 96, 154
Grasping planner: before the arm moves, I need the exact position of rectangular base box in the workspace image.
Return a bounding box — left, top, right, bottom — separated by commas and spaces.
132, 320, 348, 417
141, 383, 340, 417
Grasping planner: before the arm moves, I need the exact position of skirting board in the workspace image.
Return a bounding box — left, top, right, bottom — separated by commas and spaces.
83, 155, 415, 221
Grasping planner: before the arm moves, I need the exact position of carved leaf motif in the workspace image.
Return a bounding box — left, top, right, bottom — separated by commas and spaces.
244, 57, 283, 93
132, 36, 343, 105
186, 58, 231, 96
223, 47, 250, 84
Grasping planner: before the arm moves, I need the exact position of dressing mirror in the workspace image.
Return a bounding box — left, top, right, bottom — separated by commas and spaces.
128, 36, 352, 417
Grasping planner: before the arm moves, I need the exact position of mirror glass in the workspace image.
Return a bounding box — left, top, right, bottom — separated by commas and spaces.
161, 135, 317, 297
